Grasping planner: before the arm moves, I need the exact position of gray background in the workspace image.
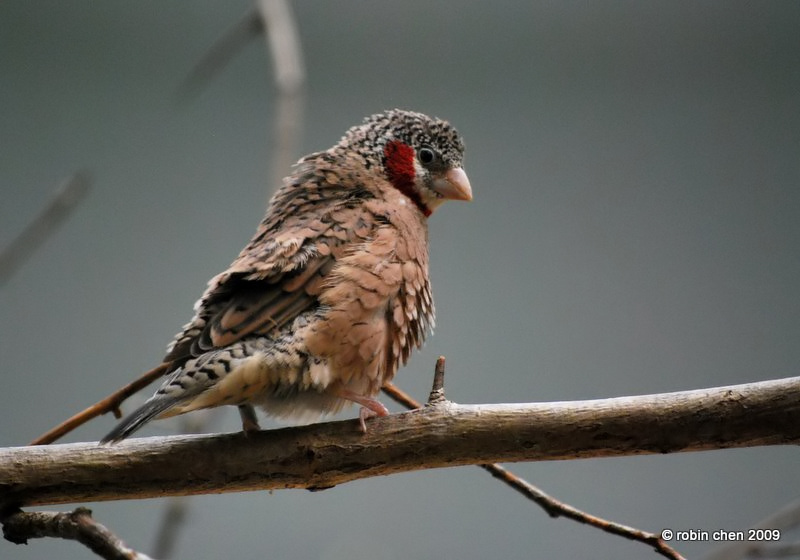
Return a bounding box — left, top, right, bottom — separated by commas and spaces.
2, 1, 799, 559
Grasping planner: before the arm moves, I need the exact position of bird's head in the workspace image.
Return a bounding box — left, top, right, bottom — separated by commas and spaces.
341, 109, 473, 216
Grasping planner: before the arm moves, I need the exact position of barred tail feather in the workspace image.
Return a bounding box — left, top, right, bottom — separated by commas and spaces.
100, 397, 180, 444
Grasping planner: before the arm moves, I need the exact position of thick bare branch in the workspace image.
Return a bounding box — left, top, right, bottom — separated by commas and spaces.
2, 507, 153, 560
2, 376, 798, 509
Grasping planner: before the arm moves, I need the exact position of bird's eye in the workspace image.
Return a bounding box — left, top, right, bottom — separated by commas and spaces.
418, 147, 436, 165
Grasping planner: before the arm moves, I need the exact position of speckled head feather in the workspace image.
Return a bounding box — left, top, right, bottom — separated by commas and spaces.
339, 109, 466, 169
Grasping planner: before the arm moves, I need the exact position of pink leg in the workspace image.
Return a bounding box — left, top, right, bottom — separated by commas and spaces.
336, 389, 389, 432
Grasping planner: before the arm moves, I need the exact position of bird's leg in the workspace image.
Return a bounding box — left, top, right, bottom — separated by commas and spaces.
237, 404, 261, 435
335, 389, 389, 432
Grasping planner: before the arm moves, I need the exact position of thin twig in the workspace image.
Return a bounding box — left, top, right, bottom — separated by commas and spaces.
381, 382, 422, 410
174, 9, 264, 102
2, 507, 154, 560
29, 363, 169, 445
382, 362, 686, 560
0, 170, 91, 285
482, 464, 683, 559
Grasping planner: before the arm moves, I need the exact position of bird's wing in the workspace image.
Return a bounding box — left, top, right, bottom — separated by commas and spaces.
164, 158, 378, 364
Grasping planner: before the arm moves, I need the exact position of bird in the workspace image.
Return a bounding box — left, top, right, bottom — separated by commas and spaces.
101, 109, 472, 443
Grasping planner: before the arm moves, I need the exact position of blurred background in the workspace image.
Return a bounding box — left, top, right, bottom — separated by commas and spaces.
2, 1, 799, 558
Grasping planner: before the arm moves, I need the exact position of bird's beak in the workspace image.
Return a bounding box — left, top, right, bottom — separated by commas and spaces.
433, 167, 473, 201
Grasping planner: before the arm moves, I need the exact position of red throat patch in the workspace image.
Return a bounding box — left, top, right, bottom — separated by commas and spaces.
383, 140, 431, 217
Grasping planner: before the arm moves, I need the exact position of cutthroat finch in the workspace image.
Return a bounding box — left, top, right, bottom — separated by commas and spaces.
102, 109, 471, 442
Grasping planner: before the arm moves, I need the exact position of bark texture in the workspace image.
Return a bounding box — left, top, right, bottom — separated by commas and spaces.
2, 376, 798, 509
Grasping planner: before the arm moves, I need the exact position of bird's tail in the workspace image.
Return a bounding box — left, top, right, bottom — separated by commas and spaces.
100, 397, 179, 444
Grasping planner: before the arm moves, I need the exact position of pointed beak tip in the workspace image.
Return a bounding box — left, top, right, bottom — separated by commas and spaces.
443, 167, 473, 202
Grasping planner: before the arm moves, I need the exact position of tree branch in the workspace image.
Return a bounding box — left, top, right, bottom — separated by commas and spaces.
2, 507, 153, 560
2, 376, 798, 509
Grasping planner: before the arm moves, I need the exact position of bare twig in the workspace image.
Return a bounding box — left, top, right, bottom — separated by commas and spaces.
29, 363, 169, 445
2, 507, 154, 560
175, 9, 264, 101
0, 170, 91, 285
483, 465, 683, 559
4, 376, 798, 510
384, 367, 684, 560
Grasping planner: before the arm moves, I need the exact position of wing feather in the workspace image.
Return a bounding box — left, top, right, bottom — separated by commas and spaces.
163, 156, 379, 367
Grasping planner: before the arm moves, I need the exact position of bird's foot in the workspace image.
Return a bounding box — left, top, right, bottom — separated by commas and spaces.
357, 405, 385, 433
336, 389, 389, 433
